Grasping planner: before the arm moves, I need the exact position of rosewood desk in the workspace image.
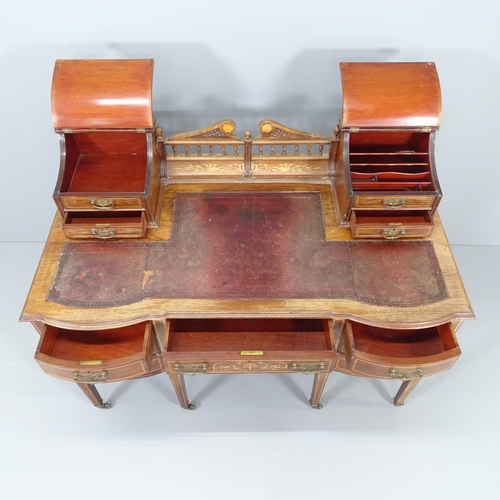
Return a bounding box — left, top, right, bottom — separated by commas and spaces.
20, 59, 474, 411
20, 182, 474, 410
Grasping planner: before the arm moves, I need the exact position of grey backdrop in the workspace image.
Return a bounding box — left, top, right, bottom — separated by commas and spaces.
1, 4, 498, 500
1, 1, 498, 245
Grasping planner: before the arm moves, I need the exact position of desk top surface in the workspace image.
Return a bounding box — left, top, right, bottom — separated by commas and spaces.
20, 183, 474, 330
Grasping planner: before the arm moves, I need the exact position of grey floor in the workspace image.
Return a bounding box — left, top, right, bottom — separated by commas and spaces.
0, 242, 497, 499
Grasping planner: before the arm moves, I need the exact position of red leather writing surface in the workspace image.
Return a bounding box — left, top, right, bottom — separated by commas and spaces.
48, 192, 447, 307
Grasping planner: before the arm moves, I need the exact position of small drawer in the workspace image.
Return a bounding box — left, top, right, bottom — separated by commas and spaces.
342, 321, 461, 380
353, 194, 435, 210
35, 322, 159, 383
59, 196, 144, 211
350, 210, 434, 239
62, 211, 147, 239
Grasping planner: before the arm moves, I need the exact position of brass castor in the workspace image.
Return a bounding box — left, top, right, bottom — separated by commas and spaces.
187, 403, 196, 410
311, 403, 323, 410
98, 402, 112, 409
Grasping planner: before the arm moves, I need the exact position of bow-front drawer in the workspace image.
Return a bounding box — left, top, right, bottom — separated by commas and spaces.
35, 322, 160, 383
342, 321, 461, 380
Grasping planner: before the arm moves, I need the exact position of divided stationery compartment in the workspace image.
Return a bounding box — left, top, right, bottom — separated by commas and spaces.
161, 318, 336, 374
344, 131, 442, 238
337, 63, 444, 237
35, 322, 160, 383
348, 131, 435, 192
342, 321, 461, 380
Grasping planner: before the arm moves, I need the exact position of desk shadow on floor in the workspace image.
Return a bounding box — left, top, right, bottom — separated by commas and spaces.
188, 374, 235, 409
274, 373, 311, 405
106, 379, 138, 407
368, 379, 393, 404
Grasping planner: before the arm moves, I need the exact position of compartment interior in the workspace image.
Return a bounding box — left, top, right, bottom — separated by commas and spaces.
348, 131, 435, 192
59, 132, 148, 194
64, 211, 144, 225
349, 323, 454, 359
40, 323, 148, 361
169, 318, 330, 352
353, 210, 432, 225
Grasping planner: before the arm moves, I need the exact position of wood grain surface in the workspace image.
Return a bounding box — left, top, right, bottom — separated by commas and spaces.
20, 183, 474, 330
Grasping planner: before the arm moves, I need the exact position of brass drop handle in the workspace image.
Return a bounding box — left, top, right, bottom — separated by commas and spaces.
382, 198, 406, 208
91, 228, 116, 239
291, 362, 326, 374
73, 371, 108, 383
389, 368, 423, 380
90, 198, 115, 209
174, 363, 209, 375
381, 228, 406, 240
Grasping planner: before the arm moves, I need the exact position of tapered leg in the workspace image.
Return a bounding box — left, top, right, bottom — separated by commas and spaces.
394, 378, 421, 406
168, 373, 196, 410
309, 372, 329, 409
76, 382, 111, 409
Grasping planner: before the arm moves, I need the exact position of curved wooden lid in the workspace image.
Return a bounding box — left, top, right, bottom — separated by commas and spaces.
340, 62, 441, 129
51, 59, 154, 131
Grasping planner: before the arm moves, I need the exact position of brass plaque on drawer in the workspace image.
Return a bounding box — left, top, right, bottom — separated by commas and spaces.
241, 350, 263, 356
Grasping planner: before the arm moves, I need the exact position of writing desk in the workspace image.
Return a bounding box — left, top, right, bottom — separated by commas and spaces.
21, 60, 474, 411
20, 182, 474, 410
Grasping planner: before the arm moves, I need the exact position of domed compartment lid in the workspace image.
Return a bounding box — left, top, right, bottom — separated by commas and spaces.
51, 59, 154, 131
340, 62, 441, 130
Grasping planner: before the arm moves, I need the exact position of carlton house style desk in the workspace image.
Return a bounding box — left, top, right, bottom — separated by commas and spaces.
20, 59, 474, 411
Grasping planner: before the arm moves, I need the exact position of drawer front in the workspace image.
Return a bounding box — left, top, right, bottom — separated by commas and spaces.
351, 222, 434, 239
353, 195, 435, 210
346, 356, 458, 380
165, 359, 332, 375
350, 210, 434, 239
36, 356, 155, 383
62, 212, 147, 239
60, 196, 144, 211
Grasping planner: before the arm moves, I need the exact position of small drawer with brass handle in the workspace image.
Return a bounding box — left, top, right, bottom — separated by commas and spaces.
59, 195, 143, 211
353, 194, 435, 210
62, 211, 147, 239
350, 210, 434, 239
